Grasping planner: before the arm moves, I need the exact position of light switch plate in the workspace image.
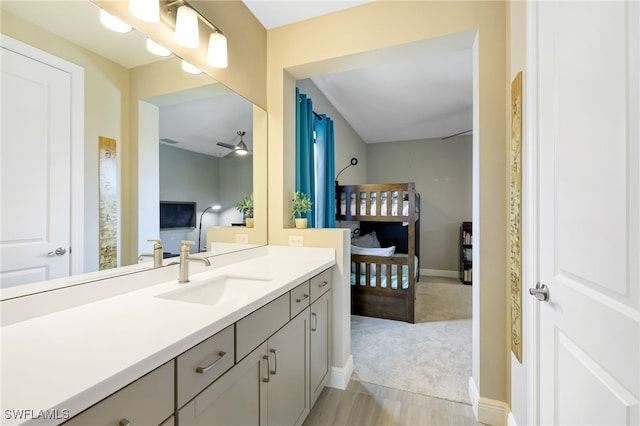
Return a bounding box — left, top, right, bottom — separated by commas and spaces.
289, 235, 303, 247
236, 234, 249, 244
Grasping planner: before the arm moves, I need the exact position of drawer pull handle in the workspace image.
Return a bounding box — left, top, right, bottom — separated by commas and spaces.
318, 280, 329, 288
296, 294, 309, 303
311, 312, 318, 331
270, 348, 278, 375
262, 355, 271, 382
120, 420, 131, 426
196, 351, 227, 374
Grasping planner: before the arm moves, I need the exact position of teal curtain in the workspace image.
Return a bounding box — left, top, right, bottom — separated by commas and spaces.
314, 113, 335, 227
295, 88, 315, 227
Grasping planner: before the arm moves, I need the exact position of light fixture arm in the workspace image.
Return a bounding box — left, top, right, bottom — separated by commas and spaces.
335, 157, 358, 184
163, 0, 223, 34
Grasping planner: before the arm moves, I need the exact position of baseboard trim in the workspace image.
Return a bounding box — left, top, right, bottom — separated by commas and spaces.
421, 268, 459, 278
327, 355, 353, 390
468, 376, 510, 426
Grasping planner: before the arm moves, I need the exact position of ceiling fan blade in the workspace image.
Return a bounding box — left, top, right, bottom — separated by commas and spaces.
216, 142, 237, 150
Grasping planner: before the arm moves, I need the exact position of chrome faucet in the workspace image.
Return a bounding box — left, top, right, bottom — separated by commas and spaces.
138, 239, 164, 268
179, 240, 211, 283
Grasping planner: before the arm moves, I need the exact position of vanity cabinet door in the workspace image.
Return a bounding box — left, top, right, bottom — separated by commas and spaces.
310, 290, 331, 406
266, 307, 310, 426
179, 343, 267, 426
63, 361, 174, 426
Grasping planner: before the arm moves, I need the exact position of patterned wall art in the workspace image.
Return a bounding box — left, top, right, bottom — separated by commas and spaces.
510, 72, 523, 363
99, 136, 118, 270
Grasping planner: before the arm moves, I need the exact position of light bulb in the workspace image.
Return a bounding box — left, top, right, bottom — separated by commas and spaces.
175, 6, 199, 48
181, 60, 202, 75
207, 32, 228, 69
146, 38, 171, 57
99, 9, 132, 33
129, 0, 159, 23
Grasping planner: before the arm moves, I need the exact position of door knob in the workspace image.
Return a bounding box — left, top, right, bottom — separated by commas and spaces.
47, 247, 67, 256
529, 282, 550, 302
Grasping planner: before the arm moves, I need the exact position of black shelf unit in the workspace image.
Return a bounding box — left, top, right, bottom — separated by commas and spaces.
460, 221, 472, 284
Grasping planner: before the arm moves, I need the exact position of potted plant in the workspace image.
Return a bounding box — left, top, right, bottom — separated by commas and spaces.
236, 194, 254, 227
290, 191, 312, 228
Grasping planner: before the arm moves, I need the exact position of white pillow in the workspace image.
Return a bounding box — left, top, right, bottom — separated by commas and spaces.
351, 231, 381, 248
351, 245, 395, 275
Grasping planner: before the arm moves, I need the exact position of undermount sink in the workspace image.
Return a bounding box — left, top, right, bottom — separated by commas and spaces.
156, 274, 273, 306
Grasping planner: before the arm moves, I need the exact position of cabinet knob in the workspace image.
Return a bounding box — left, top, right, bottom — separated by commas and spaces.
120, 420, 131, 426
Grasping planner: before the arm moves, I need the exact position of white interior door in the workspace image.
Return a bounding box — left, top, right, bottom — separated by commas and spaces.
0, 46, 72, 288
533, 1, 639, 424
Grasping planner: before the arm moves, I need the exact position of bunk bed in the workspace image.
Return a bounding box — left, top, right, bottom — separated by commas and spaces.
336, 183, 420, 323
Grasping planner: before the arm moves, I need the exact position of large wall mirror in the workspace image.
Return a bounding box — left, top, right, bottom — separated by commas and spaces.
0, 0, 267, 294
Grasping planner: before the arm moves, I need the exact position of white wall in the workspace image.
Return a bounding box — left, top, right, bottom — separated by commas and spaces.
367, 135, 472, 274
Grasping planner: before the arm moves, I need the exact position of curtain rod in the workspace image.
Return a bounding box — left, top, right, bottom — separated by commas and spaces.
313, 111, 323, 121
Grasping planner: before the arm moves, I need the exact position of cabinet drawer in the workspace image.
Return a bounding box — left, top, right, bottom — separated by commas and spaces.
177, 324, 235, 408
236, 293, 289, 361
290, 281, 310, 318
310, 269, 331, 303
64, 361, 174, 426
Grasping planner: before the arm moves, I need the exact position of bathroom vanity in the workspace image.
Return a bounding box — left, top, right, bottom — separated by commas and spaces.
0, 246, 334, 426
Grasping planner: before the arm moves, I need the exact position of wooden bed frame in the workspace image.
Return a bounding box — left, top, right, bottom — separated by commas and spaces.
337, 183, 421, 323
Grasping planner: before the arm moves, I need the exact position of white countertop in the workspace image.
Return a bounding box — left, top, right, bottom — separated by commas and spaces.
0, 246, 334, 425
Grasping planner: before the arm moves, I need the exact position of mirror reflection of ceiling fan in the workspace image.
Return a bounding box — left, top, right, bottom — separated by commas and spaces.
217, 130, 252, 157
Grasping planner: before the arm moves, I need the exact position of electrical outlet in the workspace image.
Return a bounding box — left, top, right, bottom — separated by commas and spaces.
235, 234, 249, 244
289, 235, 304, 247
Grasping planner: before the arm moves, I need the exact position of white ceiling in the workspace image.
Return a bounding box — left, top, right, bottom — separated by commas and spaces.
243, 1, 473, 143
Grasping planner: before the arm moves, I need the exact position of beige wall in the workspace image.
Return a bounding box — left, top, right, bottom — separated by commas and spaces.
367, 136, 473, 274
1, 10, 129, 273
509, 0, 528, 423
266, 0, 508, 407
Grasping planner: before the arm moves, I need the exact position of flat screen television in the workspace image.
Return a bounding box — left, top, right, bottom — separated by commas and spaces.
160, 201, 196, 229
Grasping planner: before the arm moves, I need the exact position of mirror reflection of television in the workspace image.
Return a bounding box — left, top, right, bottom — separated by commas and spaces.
160, 201, 196, 229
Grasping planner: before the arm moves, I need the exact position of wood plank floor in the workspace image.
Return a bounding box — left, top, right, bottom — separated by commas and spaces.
304, 380, 480, 426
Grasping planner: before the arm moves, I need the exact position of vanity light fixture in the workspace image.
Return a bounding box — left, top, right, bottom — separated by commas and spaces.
160, 0, 229, 69
99, 9, 132, 33
146, 38, 172, 57
175, 5, 200, 48
207, 32, 228, 69
181, 60, 202, 75
129, 0, 160, 23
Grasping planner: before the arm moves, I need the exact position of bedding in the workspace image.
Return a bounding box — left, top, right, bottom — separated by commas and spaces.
351, 231, 381, 248
351, 245, 395, 274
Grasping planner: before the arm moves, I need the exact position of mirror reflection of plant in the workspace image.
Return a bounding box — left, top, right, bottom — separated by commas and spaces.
290, 191, 312, 219
236, 194, 254, 218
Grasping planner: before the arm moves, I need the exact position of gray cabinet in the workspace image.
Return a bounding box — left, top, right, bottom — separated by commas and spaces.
63, 361, 174, 426
180, 309, 310, 426
266, 307, 310, 426
310, 289, 331, 406
179, 343, 267, 425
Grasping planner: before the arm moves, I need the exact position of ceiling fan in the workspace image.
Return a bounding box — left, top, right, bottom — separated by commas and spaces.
217, 130, 251, 157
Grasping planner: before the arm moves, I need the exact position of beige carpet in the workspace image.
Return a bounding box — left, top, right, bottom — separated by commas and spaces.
351, 276, 472, 404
